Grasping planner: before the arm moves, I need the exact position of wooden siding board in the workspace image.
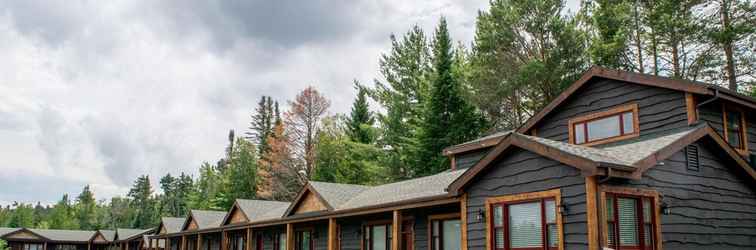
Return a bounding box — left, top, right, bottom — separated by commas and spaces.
464, 149, 588, 250
604, 142, 756, 249
455, 149, 490, 170
699, 101, 756, 156
533, 79, 689, 143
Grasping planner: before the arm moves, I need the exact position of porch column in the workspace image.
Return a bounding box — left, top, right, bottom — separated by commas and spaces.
327, 218, 337, 250
43, 242, 47, 250
197, 234, 202, 250
245, 229, 252, 250
88, 243, 92, 250
221, 231, 227, 250
166, 238, 170, 250
392, 210, 401, 250
181, 236, 187, 250
148, 238, 153, 250
461, 193, 468, 250
286, 224, 294, 250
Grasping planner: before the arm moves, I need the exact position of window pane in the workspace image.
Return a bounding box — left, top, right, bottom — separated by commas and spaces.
587, 115, 621, 141
574, 123, 586, 144
442, 220, 461, 250
644, 224, 652, 246
727, 110, 742, 148
493, 206, 503, 227
622, 112, 634, 134
618, 198, 639, 246
547, 225, 558, 247
372, 225, 387, 250
301, 232, 311, 250
545, 199, 556, 223
607, 222, 616, 247
279, 233, 287, 250
494, 228, 505, 249
606, 196, 614, 221
509, 202, 543, 248
642, 198, 651, 222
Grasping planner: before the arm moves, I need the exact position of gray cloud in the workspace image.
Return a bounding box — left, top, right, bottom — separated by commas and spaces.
5, 0, 585, 205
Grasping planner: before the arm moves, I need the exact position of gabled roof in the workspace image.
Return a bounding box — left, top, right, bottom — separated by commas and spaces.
29, 229, 96, 243
157, 217, 185, 234
222, 199, 290, 225
0, 227, 21, 238
448, 125, 756, 194
284, 182, 369, 216
182, 210, 226, 231
444, 66, 756, 156
338, 170, 465, 210
98, 230, 116, 241
116, 228, 154, 241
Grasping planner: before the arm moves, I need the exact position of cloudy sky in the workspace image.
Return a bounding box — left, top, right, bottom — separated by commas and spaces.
0, 0, 580, 205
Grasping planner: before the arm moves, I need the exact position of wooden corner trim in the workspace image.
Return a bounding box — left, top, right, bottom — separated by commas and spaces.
685, 93, 697, 125
460, 193, 468, 250
585, 177, 599, 250
567, 103, 640, 146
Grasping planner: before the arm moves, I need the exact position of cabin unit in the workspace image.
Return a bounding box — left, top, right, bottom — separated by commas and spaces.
0, 228, 153, 250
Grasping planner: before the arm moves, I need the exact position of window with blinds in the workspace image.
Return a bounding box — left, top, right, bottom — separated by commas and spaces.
605, 193, 655, 250
364, 224, 392, 250
430, 218, 461, 250
490, 198, 558, 250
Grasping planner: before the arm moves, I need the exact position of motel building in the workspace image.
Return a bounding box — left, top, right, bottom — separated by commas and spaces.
3, 67, 756, 250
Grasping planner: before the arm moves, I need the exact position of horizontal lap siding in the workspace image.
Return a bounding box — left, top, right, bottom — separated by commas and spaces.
606, 142, 756, 249
261, 230, 283, 250
339, 221, 361, 250
534, 79, 688, 142
464, 149, 588, 250
456, 149, 490, 170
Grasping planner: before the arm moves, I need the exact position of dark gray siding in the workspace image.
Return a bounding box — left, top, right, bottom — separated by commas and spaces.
606, 141, 756, 249
314, 224, 327, 250
464, 148, 588, 250
698, 100, 756, 156
261, 229, 284, 250
339, 220, 361, 250
533, 79, 689, 142
455, 148, 490, 170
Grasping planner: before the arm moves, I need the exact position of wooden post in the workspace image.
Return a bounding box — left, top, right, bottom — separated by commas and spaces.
391, 210, 401, 250
586, 176, 599, 250
286, 224, 294, 250
221, 231, 227, 250
460, 194, 468, 250
246, 229, 252, 250
43, 242, 48, 250
166, 239, 170, 250
327, 218, 337, 250
88, 243, 92, 250
182, 236, 187, 250
197, 233, 202, 250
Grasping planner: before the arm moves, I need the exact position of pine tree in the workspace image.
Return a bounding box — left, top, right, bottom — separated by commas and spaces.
418, 17, 486, 176
127, 175, 158, 228
222, 138, 258, 209
247, 96, 277, 156
75, 185, 97, 230
346, 82, 375, 144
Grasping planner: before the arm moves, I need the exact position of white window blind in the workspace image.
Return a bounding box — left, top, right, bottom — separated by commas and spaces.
545, 200, 558, 247
372, 225, 387, 250
442, 220, 461, 250
508, 202, 543, 248
618, 197, 639, 246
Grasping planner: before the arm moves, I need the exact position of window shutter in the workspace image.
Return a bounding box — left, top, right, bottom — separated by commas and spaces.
508, 202, 543, 248
686, 145, 700, 171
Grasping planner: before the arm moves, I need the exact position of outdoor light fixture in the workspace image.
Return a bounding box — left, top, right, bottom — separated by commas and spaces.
476, 209, 485, 222
559, 204, 569, 214
660, 201, 671, 215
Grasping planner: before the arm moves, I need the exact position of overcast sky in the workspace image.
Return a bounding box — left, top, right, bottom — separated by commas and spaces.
0, 0, 580, 206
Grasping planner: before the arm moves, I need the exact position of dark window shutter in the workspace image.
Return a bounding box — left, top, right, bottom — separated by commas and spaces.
686, 145, 700, 172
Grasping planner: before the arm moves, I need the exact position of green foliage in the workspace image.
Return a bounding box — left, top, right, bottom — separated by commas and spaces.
313, 116, 387, 185
221, 138, 258, 209
470, 0, 588, 130
0, 239, 8, 250
7, 203, 34, 228
127, 175, 159, 228
347, 82, 376, 144
417, 17, 486, 176
75, 186, 97, 229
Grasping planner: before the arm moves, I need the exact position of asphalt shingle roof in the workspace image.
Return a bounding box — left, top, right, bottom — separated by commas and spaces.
29, 229, 95, 242
160, 217, 185, 234
308, 182, 370, 209
338, 169, 466, 210
117, 228, 152, 241
0, 227, 20, 237
190, 210, 227, 229
236, 199, 290, 222
99, 230, 116, 241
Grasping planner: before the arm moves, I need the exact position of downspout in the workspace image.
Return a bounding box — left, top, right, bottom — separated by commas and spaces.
695, 89, 720, 121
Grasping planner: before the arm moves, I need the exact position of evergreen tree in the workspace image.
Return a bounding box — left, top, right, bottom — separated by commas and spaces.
369, 25, 432, 180
159, 174, 180, 216
313, 116, 386, 185
49, 194, 79, 229
75, 185, 97, 230
221, 138, 258, 209
7, 203, 34, 228
346, 82, 375, 144
127, 175, 158, 228
247, 96, 278, 157
417, 17, 486, 176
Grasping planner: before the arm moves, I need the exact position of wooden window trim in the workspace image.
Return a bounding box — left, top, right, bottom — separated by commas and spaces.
568, 103, 640, 146
598, 186, 662, 250
361, 223, 392, 250
721, 103, 749, 156
428, 213, 461, 250
484, 189, 564, 250
294, 230, 313, 250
